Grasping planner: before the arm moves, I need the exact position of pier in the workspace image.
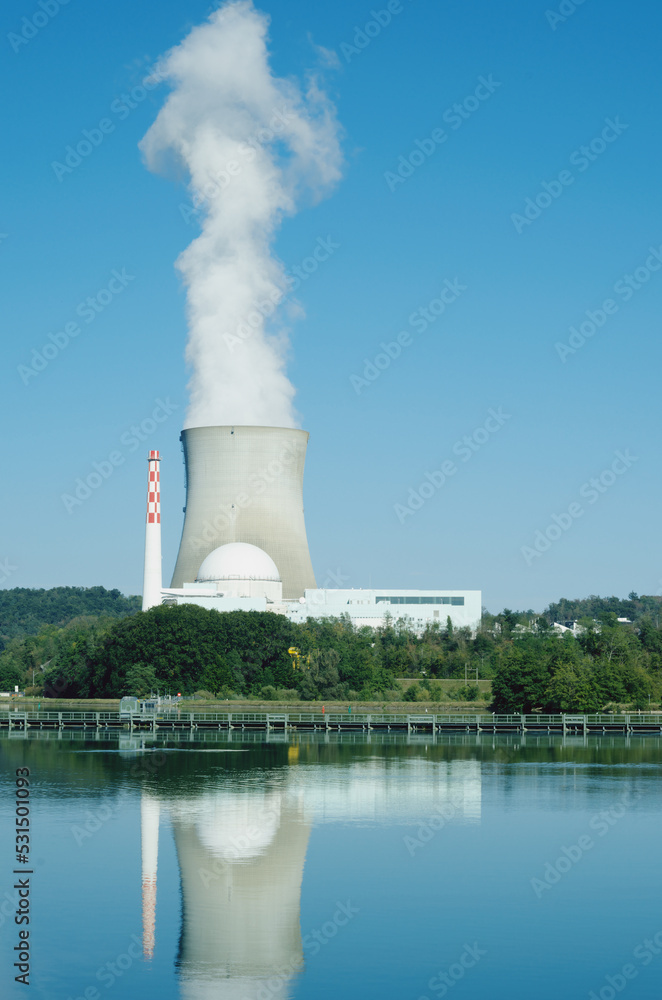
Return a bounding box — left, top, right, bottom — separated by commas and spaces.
1, 709, 662, 735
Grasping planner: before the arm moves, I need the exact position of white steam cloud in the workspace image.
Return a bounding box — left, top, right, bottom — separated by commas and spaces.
139, 1, 342, 429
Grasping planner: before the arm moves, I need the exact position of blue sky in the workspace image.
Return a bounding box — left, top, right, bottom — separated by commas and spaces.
2, 0, 661, 612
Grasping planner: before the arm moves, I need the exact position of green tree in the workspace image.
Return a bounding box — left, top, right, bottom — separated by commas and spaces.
125, 663, 157, 697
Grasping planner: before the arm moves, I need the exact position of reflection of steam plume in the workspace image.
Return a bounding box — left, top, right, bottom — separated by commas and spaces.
139, 1, 343, 429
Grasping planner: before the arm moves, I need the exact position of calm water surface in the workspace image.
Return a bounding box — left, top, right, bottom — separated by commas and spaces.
1, 732, 661, 999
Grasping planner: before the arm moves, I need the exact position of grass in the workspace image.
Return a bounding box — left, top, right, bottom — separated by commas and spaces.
3, 695, 492, 714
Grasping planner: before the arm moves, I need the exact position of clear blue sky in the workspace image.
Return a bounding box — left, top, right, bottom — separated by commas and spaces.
2, 0, 661, 612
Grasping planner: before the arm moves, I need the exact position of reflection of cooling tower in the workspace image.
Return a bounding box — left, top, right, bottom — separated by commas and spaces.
170, 426, 316, 599
173, 797, 310, 1000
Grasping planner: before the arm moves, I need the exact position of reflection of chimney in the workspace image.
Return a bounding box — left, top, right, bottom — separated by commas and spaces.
141, 793, 160, 959
142, 450, 162, 611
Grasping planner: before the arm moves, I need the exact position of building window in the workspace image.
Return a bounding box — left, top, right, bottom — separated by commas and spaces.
375, 596, 465, 606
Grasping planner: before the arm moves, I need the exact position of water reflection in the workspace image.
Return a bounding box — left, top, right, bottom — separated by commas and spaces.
139, 755, 482, 998
4, 730, 657, 998
172, 792, 309, 1000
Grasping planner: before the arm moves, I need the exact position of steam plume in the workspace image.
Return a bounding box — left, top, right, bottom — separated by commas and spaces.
140, 1, 342, 428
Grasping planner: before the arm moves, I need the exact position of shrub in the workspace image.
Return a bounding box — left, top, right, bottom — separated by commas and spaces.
276, 688, 300, 701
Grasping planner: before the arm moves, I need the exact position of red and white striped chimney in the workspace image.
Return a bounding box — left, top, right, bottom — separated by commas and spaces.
142, 450, 162, 612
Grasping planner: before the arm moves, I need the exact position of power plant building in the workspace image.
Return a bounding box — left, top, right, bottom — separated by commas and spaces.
145, 427, 482, 632
161, 540, 481, 631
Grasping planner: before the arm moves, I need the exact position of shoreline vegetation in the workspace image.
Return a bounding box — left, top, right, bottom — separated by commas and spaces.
0, 587, 661, 714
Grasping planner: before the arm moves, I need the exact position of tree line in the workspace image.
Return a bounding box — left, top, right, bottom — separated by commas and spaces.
0, 586, 140, 649
0, 588, 661, 709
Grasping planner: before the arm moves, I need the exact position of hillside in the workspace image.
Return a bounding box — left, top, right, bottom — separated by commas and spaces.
0, 586, 141, 649
543, 593, 662, 625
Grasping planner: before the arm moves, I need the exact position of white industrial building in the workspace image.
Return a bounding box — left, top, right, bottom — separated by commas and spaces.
142, 426, 481, 632
160, 541, 481, 632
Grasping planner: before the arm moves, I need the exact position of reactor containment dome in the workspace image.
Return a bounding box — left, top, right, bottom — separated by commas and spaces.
195, 542, 283, 602
196, 543, 281, 584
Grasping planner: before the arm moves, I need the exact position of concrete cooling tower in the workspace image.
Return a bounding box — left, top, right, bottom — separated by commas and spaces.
170, 426, 316, 599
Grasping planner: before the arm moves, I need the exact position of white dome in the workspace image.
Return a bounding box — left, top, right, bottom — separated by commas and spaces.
196, 542, 281, 583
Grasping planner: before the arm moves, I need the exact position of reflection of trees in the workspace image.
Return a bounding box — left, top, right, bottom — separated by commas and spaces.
0, 734, 659, 801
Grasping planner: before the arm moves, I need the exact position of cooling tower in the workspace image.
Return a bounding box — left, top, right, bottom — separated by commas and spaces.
170, 426, 316, 599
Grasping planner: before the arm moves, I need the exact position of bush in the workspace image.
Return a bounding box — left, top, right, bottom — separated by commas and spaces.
463, 684, 480, 702
260, 685, 277, 701
403, 683, 420, 702
276, 688, 300, 701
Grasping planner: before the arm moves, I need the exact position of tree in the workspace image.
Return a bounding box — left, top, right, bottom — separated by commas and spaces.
543, 663, 600, 713
491, 638, 553, 712
200, 657, 232, 697
125, 663, 157, 697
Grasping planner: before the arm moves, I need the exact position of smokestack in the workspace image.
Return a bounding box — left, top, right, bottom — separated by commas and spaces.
142, 450, 162, 612
170, 426, 316, 599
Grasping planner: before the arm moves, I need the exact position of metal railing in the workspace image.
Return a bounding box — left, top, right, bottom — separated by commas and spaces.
1, 710, 660, 730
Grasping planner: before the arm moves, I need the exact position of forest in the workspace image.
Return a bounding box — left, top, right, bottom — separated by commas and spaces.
0, 586, 140, 647
0, 587, 661, 710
